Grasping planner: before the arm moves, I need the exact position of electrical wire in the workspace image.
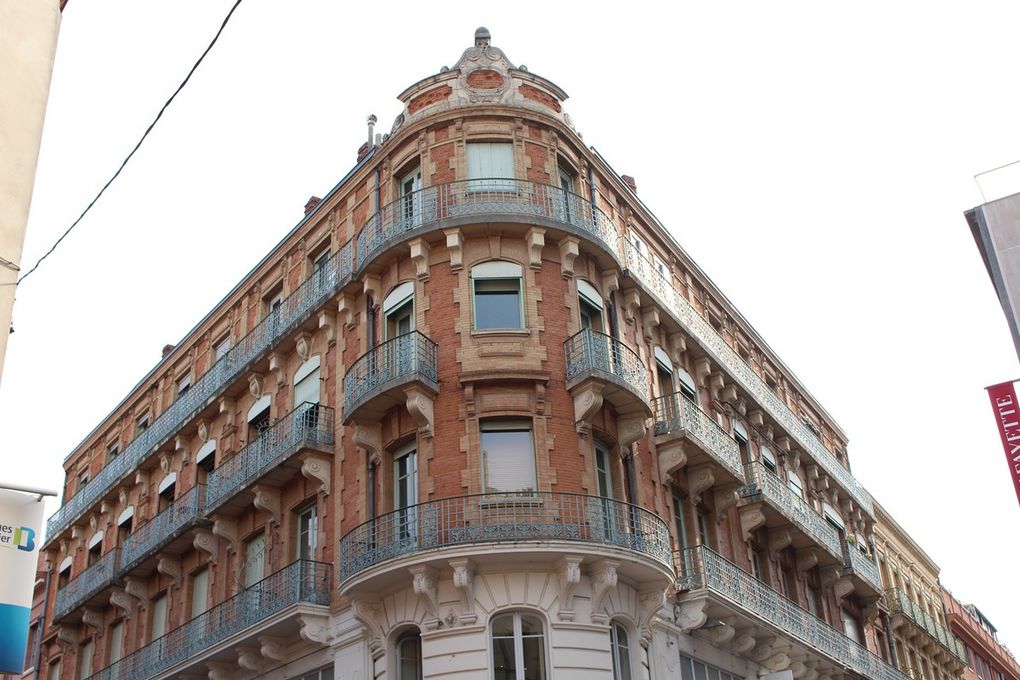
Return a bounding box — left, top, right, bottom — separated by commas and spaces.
13, 0, 245, 286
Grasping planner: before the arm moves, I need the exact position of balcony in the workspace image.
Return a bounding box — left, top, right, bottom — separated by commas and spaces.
120, 485, 209, 576
45, 242, 355, 547
564, 329, 651, 419
54, 549, 121, 622
677, 546, 910, 680
842, 541, 883, 598
206, 403, 334, 515
620, 239, 874, 517
357, 178, 620, 273
338, 492, 673, 594
342, 331, 438, 425
886, 588, 966, 662
84, 560, 331, 680
740, 462, 844, 563
653, 392, 744, 482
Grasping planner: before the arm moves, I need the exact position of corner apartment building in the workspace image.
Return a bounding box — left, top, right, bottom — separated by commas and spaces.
872, 502, 966, 680
30, 28, 905, 680
942, 592, 1020, 680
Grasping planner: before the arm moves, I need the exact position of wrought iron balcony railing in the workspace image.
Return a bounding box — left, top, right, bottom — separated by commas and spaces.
343, 331, 439, 421
564, 328, 649, 403
741, 462, 843, 561
339, 491, 672, 584
653, 392, 743, 479
84, 560, 331, 680
120, 485, 207, 575
886, 588, 966, 661
621, 239, 874, 517
45, 242, 354, 545
54, 549, 121, 621
843, 541, 883, 593
358, 178, 619, 271
206, 403, 334, 512
677, 546, 909, 680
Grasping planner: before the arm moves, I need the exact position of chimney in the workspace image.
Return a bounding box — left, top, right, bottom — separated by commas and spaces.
162, 344, 175, 358
356, 142, 371, 162
621, 175, 637, 193
304, 196, 322, 215
367, 114, 377, 148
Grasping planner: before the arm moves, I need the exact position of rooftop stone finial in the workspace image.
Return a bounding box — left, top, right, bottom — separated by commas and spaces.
475, 27, 491, 47
453, 26, 516, 72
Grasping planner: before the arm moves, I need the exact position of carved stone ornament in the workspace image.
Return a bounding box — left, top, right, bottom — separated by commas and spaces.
571, 382, 604, 436
559, 237, 580, 278
294, 333, 312, 362
768, 527, 793, 557
197, 419, 210, 443
248, 373, 263, 400
711, 619, 736, 646
589, 559, 619, 624
669, 332, 687, 362
118, 487, 129, 508
82, 608, 103, 631
657, 441, 687, 485
790, 660, 808, 679
352, 422, 383, 466
252, 485, 282, 525
409, 238, 431, 280
453, 27, 515, 103
410, 565, 441, 629
557, 556, 583, 621
318, 309, 336, 343
212, 518, 238, 553
641, 307, 660, 342
731, 632, 756, 654
833, 577, 854, 602
353, 600, 384, 658
637, 589, 666, 646
206, 661, 235, 680
674, 596, 709, 632
617, 415, 647, 456
56, 624, 78, 646
337, 292, 355, 330
124, 577, 147, 602
525, 227, 545, 270
404, 386, 435, 437
258, 636, 288, 662
622, 288, 641, 324
445, 229, 464, 271
450, 558, 477, 624
193, 530, 218, 562
688, 465, 715, 505
298, 613, 330, 646
110, 588, 134, 618
713, 484, 739, 521
237, 648, 262, 672
796, 548, 819, 573
739, 506, 766, 541
300, 455, 331, 495
157, 555, 182, 586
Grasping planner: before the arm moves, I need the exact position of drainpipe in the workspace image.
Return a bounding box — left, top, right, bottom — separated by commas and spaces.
882, 610, 899, 665
374, 167, 382, 234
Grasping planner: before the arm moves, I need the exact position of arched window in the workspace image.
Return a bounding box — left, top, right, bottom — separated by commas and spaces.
472, 261, 524, 330
491, 612, 547, 680
610, 620, 633, 680
395, 628, 422, 680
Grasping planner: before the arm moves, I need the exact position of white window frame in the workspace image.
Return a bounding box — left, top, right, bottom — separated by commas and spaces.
471, 261, 525, 331
214, 335, 231, 362
480, 420, 537, 495
467, 142, 515, 192
610, 620, 633, 680
296, 504, 318, 561
489, 611, 548, 680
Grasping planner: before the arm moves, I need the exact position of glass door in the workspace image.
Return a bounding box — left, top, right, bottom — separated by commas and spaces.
394, 447, 418, 553
594, 442, 617, 543
400, 169, 422, 229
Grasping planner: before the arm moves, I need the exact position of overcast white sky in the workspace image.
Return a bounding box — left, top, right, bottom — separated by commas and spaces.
3, 0, 1019, 651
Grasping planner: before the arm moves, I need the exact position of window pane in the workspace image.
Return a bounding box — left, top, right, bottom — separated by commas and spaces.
492, 637, 517, 680
679, 656, 694, 680
482, 428, 536, 493
520, 614, 543, 635
475, 279, 522, 329
521, 635, 546, 680
491, 614, 516, 637
693, 661, 707, 680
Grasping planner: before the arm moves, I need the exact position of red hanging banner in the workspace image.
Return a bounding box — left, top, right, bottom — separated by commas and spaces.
986, 380, 1020, 509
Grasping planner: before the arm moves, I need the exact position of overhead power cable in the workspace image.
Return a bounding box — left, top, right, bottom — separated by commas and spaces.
14, 0, 245, 286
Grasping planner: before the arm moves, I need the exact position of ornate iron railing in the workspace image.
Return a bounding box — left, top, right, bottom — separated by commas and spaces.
206, 403, 334, 512
677, 546, 909, 680
339, 491, 671, 583
46, 243, 355, 545
343, 331, 438, 419
84, 560, 330, 680
886, 588, 966, 661
844, 541, 882, 593
653, 392, 742, 478
621, 239, 874, 516
358, 178, 619, 271
54, 549, 121, 621
741, 462, 842, 560
120, 485, 207, 575
564, 328, 649, 402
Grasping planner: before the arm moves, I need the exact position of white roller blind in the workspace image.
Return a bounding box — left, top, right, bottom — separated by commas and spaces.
294, 367, 321, 406
150, 594, 167, 641
244, 534, 266, 588
481, 422, 536, 493
191, 568, 209, 618
109, 621, 124, 663
79, 640, 93, 680
467, 143, 514, 180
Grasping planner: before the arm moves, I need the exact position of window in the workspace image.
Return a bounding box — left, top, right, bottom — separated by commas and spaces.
191, 568, 209, 618
787, 472, 804, 499
678, 653, 743, 680
77, 470, 89, 492
46, 658, 60, 680
610, 621, 632, 680
676, 368, 698, 401
490, 612, 546, 680
25, 622, 39, 670
399, 168, 423, 229
150, 593, 167, 641
696, 507, 712, 547
244, 533, 267, 588
265, 289, 283, 331
214, 335, 231, 362
481, 421, 536, 494
472, 262, 524, 330
294, 356, 322, 407
734, 434, 750, 467
313, 248, 332, 291
654, 347, 674, 397
106, 442, 119, 463
297, 505, 318, 560
78, 640, 93, 680
595, 442, 614, 499
558, 168, 577, 222
136, 414, 149, 436
108, 621, 124, 665
383, 282, 414, 339
577, 280, 604, 331
176, 373, 190, 399
297, 666, 334, 680
751, 550, 765, 581
759, 445, 777, 474
806, 583, 819, 617
672, 494, 689, 553
467, 142, 515, 191
841, 608, 862, 644
393, 446, 418, 543
395, 629, 422, 680
653, 255, 669, 279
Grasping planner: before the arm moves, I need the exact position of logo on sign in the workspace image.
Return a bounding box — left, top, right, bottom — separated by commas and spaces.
0, 522, 36, 552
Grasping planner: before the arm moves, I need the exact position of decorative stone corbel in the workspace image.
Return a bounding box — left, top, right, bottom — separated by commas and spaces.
832, 577, 854, 602
589, 559, 619, 624
71, 524, 85, 542
352, 423, 383, 466
803, 665, 820, 680
674, 596, 709, 632
790, 660, 808, 679
749, 410, 765, 428
739, 506, 766, 541
409, 238, 431, 280
711, 618, 736, 645
268, 352, 285, 387
657, 441, 687, 485
297, 615, 329, 645
617, 415, 647, 457
558, 236, 579, 278
669, 332, 687, 363
694, 357, 712, 387
775, 436, 792, 453
110, 588, 134, 618
721, 385, 739, 407
258, 636, 288, 662
252, 485, 282, 524
363, 274, 381, 303
157, 555, 182, 586
450, 558, 476, 624
218, 397, 236, 432
336, 293, 355, 330
641, 307, 659, 341
557, 556, 583, 621
763, 653, 792, 673
404, 386, 435, 437
751, 637, 778, 662
444, 229, 463, 271
602, 270, 620, 296
212, 518, 238, 553
621, 288, 641, 324
352, 601, 384, 658
688, 465, 715, 505
713, 484, 739, 521
56, 624, 78, 646
300, 455, 331, 495
318, 308, 336, 343
637, 589, 665, 646
295, 333, 313, 362
237, 648, 262, 672
525, 227, 545, 270
206, 661, 235, 680
193, 530, 218, 562
124, 577, 147, 603
768, 527, 793, 557
796, 548, 819, 573
786, 449, 802, 472
248, 373, 264, 400
410, 565, 441, 628
571, 381, 604, 436
82, 608, 103, 631
863, 599, 881, 623
731, 632, 756, 654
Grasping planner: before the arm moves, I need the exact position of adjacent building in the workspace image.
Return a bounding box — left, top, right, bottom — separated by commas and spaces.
23, 27, 997, 680
942, 591, 1020, 680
